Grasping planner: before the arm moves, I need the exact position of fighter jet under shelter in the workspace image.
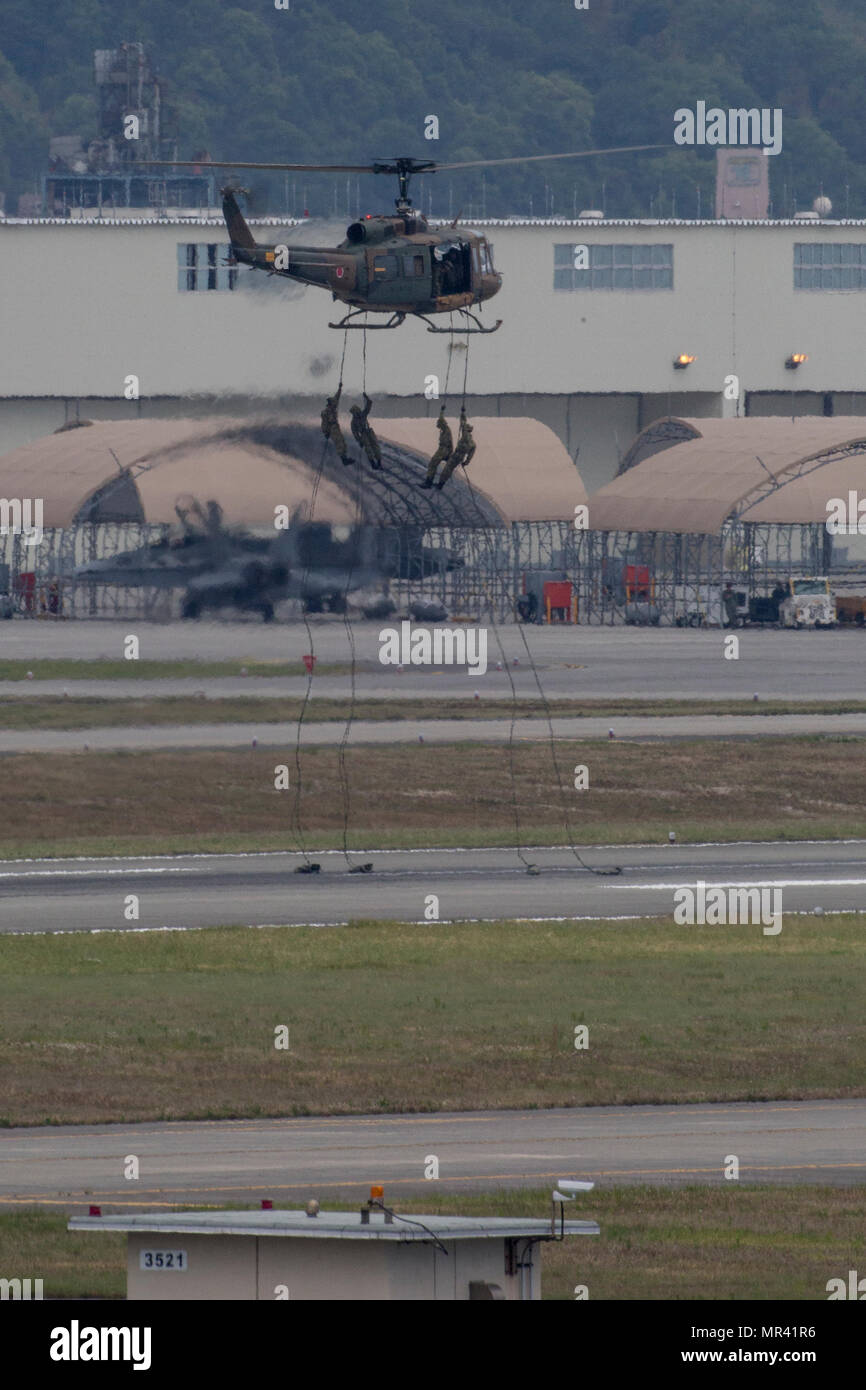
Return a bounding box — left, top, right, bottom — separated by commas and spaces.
73, 499, 390, 620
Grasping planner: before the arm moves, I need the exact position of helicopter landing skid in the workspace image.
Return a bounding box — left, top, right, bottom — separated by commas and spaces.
416, 310, 503, 334
328, 309, 406, 330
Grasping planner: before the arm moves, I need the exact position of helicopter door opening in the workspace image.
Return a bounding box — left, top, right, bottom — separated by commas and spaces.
433, 242, 473, 296
462, 243, 474, 290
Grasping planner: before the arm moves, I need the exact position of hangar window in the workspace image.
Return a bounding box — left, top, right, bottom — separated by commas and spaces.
177, 243, 237, 291
554, 243, 673, 290
795, 243, 866, 290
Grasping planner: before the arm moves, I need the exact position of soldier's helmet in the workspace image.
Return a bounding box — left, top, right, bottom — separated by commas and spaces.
350, 405, 361, 414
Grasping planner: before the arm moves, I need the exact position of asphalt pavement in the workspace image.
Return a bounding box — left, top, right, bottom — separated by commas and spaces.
4, 621, 866, 699
2, 1099, 863, 1209
1, 841, 863, 933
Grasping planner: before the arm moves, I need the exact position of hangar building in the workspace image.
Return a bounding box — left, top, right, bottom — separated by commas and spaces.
0, 415, 586, 620
585, 416, 866, 626
3, 411, 866, 626
4, 214, 866, 492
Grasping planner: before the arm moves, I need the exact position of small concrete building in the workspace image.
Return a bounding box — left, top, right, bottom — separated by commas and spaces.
68, 1206, 599, 1301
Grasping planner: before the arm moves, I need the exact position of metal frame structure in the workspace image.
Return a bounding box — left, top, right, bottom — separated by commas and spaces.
6, 429, 866, 626
5, 516, 864, 626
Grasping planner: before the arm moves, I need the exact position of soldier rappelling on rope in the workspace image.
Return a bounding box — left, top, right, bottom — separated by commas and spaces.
421, 408, 454, 489
436, 407, 476, 489
350, 392, 382, 470
320, 385, 352, 465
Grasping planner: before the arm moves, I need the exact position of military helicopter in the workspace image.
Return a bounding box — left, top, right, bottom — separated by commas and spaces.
147, 147, 662, 332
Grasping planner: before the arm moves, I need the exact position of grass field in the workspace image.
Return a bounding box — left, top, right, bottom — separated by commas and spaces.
4, 1186, 864, 1300
6, 694, 866, 730
0, 736, 864, 859
1, 917, 863, 1127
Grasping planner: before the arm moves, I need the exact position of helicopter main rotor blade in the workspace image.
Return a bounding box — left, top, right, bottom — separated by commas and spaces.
139, 147, 667, 177
433, 144, 668, 171
139, 160, 378, 173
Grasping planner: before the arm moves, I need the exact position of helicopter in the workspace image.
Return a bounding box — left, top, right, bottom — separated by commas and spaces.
146, 147, 663, 332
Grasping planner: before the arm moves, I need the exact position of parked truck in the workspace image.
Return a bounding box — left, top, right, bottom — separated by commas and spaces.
779, 577, 835, 629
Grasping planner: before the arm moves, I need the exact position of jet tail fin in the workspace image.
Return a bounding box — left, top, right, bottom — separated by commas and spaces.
222, 188, 257, 251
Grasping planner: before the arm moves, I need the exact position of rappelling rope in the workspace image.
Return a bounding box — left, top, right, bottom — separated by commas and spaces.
290, 327, 350, 867
334, 323, 368, 869
456, 320, 620, 877
453, 323, 531, 866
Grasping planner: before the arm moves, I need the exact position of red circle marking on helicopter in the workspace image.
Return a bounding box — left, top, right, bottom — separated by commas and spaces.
336, 267, 345, 278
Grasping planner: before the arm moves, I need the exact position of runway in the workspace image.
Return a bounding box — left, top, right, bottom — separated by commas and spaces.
5, 621, 866, 699
1, 841, 863, 933
3, 1099, 864, 1209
